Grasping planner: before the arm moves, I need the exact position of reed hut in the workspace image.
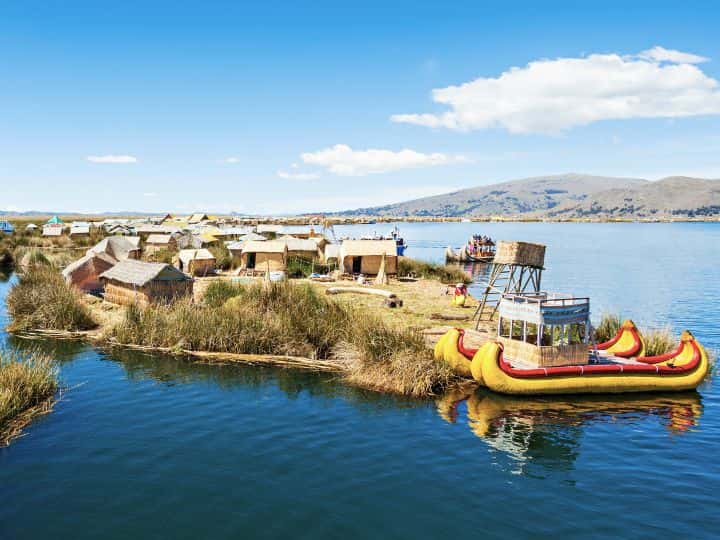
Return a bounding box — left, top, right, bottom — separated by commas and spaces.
69, 222, 91, 238
241, 240, 287, 271
87, 237, 141, 261
177, 248, 216, 276
340, 240, 398, 276
100, 259, 193, 306
42, 224, 63, 237
145, 234, 177, 255
282, 236, 321, 261
62, 253, 116, 293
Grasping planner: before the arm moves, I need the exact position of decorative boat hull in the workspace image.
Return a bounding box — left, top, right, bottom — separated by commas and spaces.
445, 246, 494, 263
437, 328, 710, 395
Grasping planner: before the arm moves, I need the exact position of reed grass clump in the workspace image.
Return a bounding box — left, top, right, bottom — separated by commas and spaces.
6, 265, 97, 332
0, 349, 58, 444
398, 257, 471, 284
593, 313, 622, 343
110, 280, 454, 397
643, 327, 676, 356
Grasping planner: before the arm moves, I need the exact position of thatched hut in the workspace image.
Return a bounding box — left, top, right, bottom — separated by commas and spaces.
87, 237, 141, 261
69, 222, 90, 238
282, 236, 321, 261
100, 259, 192, 306
145, 234, 177, 255
62, 253, 116, 293
241, 240, 287, 271
340, 240, 398, 276
177, 248, 216, 276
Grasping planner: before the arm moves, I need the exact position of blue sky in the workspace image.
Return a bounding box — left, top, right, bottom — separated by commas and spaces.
2, 1, 719, 214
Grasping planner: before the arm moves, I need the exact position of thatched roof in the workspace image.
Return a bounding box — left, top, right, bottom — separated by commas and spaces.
188, 213, 209, 224
146, 234, 174, 245
239, 232, 266, 242
62, 252, 116, 279
281, 236, 319, 252
87, 237, 140, 262
100, 259, 190, 287
178, 248, 215, 265
340, 239, 397, 257
242, 240, 286, 254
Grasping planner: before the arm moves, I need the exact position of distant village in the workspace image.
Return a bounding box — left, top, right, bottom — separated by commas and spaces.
1, 213, 403, 307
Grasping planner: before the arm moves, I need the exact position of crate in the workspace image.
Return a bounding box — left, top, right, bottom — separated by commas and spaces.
494, 241, 546, 268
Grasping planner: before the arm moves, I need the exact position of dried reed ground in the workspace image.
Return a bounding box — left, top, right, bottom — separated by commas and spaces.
0, 349, 58, 445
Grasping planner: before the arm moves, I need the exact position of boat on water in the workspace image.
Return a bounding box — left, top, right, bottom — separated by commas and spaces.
435, 292, 710, 395
446, 235, 495, 263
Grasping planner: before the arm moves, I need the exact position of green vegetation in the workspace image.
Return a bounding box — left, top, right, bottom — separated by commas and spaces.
145, 248, 175, 264
111, 280, 454, 397
643, 327, 676, 357
6, 265, 97, 332
209, 243, 235, 271
398, 257, 471, 284
286, 256, 336, 279
0, 349, 58, 445
593, 313, 622, 343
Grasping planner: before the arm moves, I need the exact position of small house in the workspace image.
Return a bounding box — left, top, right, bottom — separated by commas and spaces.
46, 215, 64, 225
69, 222, 91, 238
340, 240, 398, 276
42, 224, 63, 237
177, 248, 216, 276
282, 236, 321, 261
87, 237, 141, 261
62, 253, 116, 293
188, 213, 210, 224
145, 234, 177, 255
100, 259, 193, 306
241, 240, 287, 272
0, 220, 14, 234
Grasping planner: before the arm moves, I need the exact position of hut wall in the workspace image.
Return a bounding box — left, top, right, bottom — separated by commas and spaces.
67, 259, 114, 293
343, 255, 397, 275
188, 259, 216, 276
242, 252, 285, 271
103, 279, 192, 306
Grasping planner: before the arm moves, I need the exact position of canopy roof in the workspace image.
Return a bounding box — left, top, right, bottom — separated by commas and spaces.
100, 259, 190, 286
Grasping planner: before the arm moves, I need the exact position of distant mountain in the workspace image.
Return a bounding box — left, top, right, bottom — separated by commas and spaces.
339, 174, 720, 219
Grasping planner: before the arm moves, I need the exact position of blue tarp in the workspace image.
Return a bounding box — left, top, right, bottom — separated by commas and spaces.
0, 220, 14, 233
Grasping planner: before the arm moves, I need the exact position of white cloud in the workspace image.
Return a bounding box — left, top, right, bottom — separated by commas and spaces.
637, 46, 708, 64
86, 155, 138, 163
143, 192, 157, 197
391, 48, 720, 134
277, 170, 320, 181
225, 157, 240, 163
299, 144, 467, 176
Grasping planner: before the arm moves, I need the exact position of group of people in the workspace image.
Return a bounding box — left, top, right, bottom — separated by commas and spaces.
467, 235, 494, 256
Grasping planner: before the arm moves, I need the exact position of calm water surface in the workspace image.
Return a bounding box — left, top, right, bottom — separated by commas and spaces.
1, 223, 719, 539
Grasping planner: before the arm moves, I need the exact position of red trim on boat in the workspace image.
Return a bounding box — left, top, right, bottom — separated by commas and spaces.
457, 329, 478, 360
596, 329, 622, 350
636, 342, 685, 364
498, 341, 701, 379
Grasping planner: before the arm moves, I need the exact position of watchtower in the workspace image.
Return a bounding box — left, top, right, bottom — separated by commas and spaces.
474, 241, 546, 326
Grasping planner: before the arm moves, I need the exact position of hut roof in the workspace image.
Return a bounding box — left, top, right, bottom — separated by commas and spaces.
87, 237, 140, 261
282, 237, 319, 252
256, 224, 283, 234
62, 252, 116, 279
125, 236, 141, 248
135, 225, 182, 235
100, 259, 190, 287
239, 232, 266, 242
46, 215, 63, 224
0, 221, 14, 233
340, 239, 398, 257
178, 248, 216, 265
70, 225, 90, 235
25, 223, 38, 230
146, 234, 174, 245
188, 213, 210, 224
242, 240, 287, 254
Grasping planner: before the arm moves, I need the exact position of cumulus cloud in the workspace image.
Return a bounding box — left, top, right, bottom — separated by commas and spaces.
299, 144, 466, 176
391, 48, 720, 134
277, 170, 320, 181
225, 157, 240, 163
86, 155, 138, 163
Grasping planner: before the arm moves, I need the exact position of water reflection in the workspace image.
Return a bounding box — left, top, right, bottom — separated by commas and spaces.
437, 388, 703, 472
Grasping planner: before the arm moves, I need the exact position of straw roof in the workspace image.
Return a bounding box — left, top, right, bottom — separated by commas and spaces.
281, 236, 319, 252
62, 252, 116, 279
100, 259, 190, 287
146, 234, 174, 245
87, 237, 140, 262
178, 248, 215, 265
340, 239, 397, 257
188, 213, 209, 224
324, 244, 341, 260
242, 240, 287, 254
239, 232, 266, 242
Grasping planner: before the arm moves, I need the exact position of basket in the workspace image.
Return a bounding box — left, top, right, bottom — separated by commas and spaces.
494, 241, 546, 268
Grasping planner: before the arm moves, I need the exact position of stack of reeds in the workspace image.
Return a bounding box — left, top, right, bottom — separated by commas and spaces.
494, 241, 546, 268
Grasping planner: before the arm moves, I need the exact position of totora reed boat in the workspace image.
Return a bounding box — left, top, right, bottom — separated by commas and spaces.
435, 293, 710, 395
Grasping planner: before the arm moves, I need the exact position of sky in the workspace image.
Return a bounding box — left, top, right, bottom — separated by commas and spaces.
2, 0, 720, 214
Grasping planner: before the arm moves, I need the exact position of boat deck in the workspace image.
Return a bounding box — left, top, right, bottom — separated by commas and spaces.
506, 350, 646, 370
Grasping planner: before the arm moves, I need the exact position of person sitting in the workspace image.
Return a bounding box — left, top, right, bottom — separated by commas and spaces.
452, 282, 469, 307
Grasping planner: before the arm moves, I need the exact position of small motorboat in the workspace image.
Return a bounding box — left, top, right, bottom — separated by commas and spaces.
435, 293, 710, 395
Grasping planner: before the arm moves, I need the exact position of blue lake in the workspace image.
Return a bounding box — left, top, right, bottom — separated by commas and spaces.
1, 222, 719, 539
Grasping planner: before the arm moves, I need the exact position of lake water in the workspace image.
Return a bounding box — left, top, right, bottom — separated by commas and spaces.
1, 222, 719, 539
